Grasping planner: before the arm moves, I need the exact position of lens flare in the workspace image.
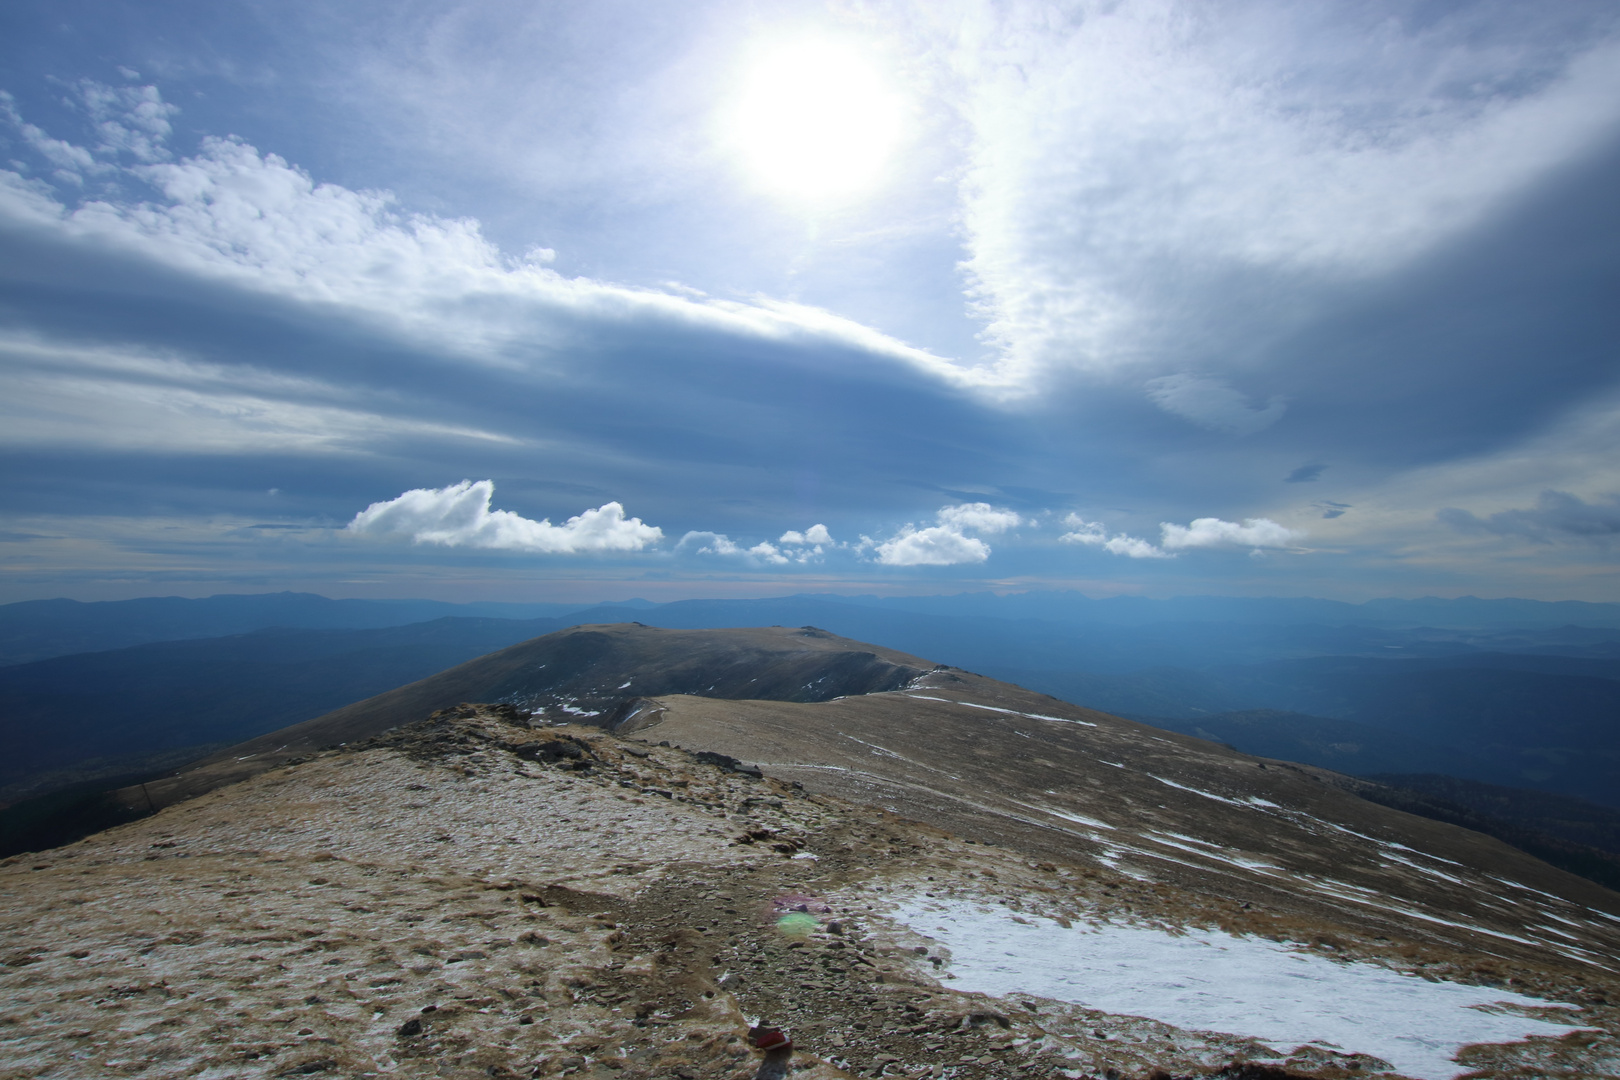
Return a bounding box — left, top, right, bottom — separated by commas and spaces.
775, 912, 819, 937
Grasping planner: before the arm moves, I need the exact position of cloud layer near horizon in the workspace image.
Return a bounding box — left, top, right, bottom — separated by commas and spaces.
334, 479, 1308, 573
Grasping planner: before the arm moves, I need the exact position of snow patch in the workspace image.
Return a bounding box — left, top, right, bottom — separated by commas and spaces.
888, 897, 1585, 1080
1023, 803, 1116, 831
1023, 711, 1098, 727
1381, 851, 1469, 886
1145, 833, 1281, 873
1150, 776, 1256, 808
903, 695, 1098, 726
1299, 877, 1544, 948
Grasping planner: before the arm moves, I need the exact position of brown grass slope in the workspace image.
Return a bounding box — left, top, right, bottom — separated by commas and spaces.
616, 669, 1620, 967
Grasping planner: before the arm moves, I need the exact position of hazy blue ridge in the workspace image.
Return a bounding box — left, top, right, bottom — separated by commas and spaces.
0, 592, 607, 665
797, 591, 1620, 630
8, 591, 1620, 668
0, 616, 566, 802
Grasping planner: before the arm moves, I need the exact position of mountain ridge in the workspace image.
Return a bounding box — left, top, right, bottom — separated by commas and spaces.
4, 626, 1616, 1078
111, 624, 934, 813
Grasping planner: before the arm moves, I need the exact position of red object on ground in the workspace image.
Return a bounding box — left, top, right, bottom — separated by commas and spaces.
748, 1025, 792, 1052
749, 1025, 795, 1080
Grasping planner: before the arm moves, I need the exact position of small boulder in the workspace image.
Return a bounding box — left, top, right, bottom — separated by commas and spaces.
512, 740, 587, 764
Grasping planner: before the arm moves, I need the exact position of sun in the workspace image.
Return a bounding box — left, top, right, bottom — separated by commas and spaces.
724, 37, 906, 204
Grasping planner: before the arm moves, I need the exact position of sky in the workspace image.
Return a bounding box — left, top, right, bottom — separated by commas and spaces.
2, 0, 1618, 604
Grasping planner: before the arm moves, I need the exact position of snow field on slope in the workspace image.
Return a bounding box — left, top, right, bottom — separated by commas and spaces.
889, 897, 1584, 1080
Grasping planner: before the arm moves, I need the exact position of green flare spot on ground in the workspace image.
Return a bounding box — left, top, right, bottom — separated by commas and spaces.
775, 912, 818, 937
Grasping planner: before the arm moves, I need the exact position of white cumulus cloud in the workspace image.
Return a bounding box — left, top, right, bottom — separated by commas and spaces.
1059, 515, 1172, 559
1160, 517, 1303, 550
936, 502, 1022, 534
780, 523, 834, 546
1062, 512, 1303, 556
870, 524, 991, 567
772, 523, 838, 563
865, 503, 1020, 566
748, 542, 790, 564
677, 531, 791, 565
347, 480, 662, 553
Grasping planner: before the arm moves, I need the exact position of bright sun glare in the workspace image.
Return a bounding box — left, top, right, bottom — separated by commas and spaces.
726, 38, 906, 203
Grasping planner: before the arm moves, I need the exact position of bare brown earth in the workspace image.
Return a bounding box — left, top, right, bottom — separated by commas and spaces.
4, 626, 1619, 1078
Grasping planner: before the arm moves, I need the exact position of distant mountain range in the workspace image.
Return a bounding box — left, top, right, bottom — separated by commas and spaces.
832, 589, 1620, 631
5, 589, 1619, 666
0, 615, 572, 801
0, 592, 615, 665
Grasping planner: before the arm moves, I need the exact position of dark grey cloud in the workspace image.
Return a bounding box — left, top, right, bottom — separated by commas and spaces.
1440, 491, 1620, 545
1287, 464, 1326, 483
1256, 134, 1620, 470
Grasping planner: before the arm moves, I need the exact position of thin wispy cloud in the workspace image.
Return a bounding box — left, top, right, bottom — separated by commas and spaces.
1161, 517, 1303, 552
0, 83, 973, 391
918, 0, 1620, 385
1145, 375, 1287, 436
